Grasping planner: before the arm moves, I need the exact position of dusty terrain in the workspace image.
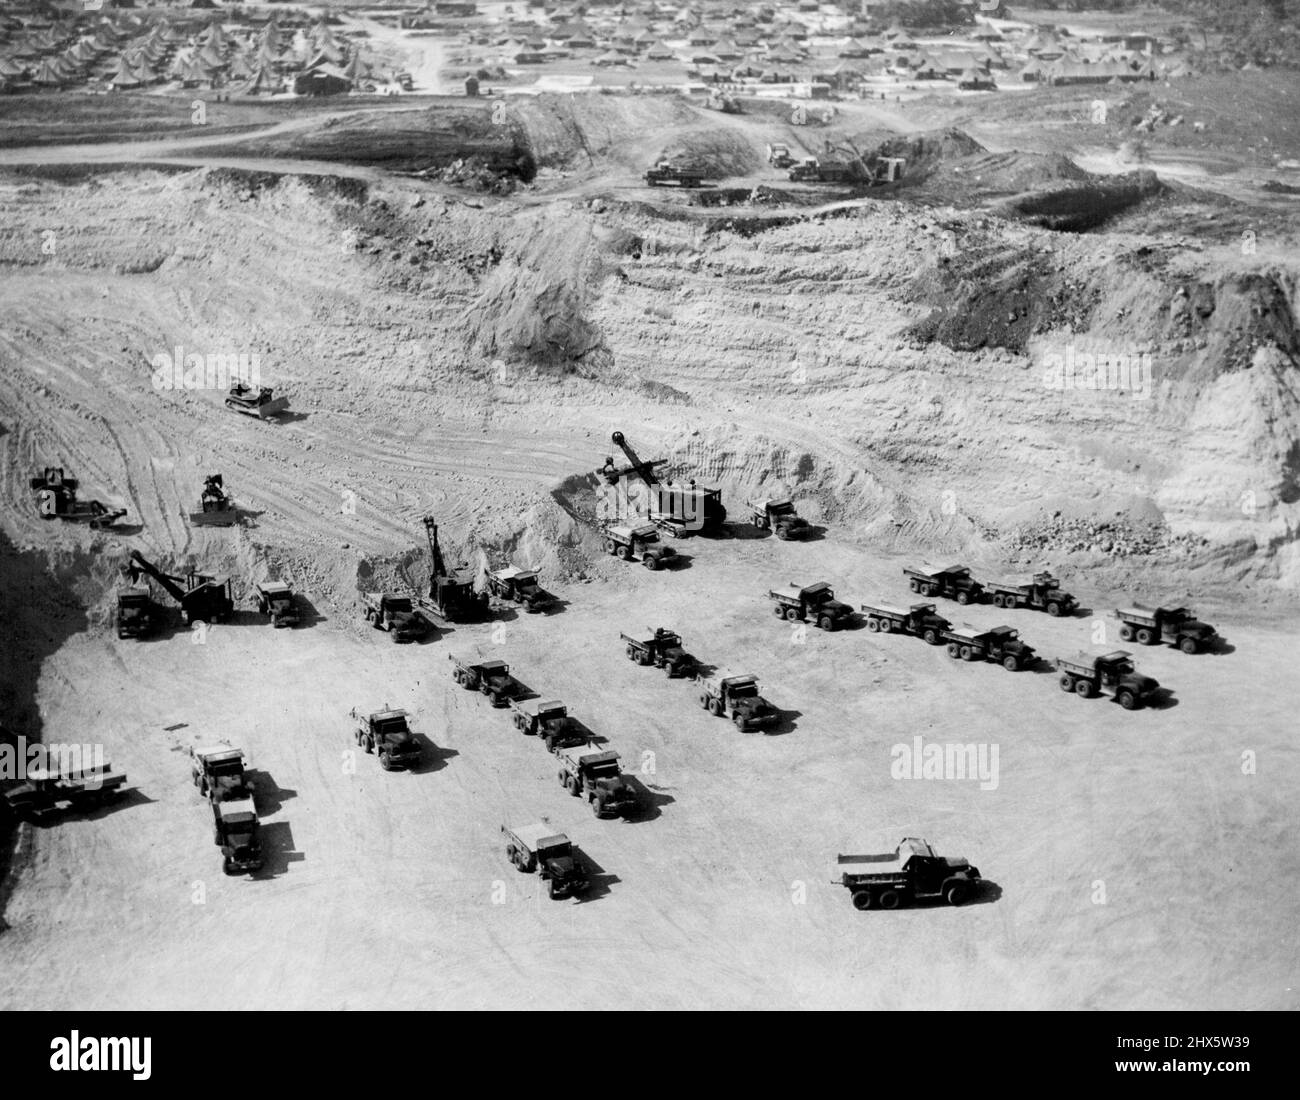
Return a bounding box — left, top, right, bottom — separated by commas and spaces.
1, 74, 1299, 1010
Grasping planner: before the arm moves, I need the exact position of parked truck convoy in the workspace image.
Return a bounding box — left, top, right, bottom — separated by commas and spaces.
449, 653, 520, 706
1055, 651, 1160, 710
501, 822, 589, 899
555, 746, 636, 818
1113, 604, 1218, 653
835, 837, 982, 911
698, 673, 778, 732
769, 581, 855, 630
115, 585, 156, 639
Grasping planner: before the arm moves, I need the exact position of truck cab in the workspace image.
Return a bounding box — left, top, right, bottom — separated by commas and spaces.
557, 746, 635, 817
256, 581, 298, 627
502, 823, 589, 899
363, 593, 426, 642
116, 586, 155, 639
751, 498, 809, 540
213, 798, 264, 874
354, 708, 422, 769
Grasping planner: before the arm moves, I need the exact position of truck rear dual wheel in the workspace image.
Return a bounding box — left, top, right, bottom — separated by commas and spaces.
1059, 675, 1075, 693
878, 890, 902, 910
616, 546, 630, 560
852, 890, 873, 911
1075, 679, 1093, 698
772, 604, 785, 618
866, 618, 879, 632
909, 580, 920, 593
1118, 624, 1134, 641
946, 643, 960, 658
878, 619, 891, 633
712, 699, 725, 717
784, 608, 800, 622
960, 646, 975, 662
1136, 628, 1154, 645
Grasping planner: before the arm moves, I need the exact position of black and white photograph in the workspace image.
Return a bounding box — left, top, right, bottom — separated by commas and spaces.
0, 0, 1295, 1039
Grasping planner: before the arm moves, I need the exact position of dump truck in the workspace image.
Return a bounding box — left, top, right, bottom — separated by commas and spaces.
485, 565, 552, 612
698, 673, 778, 732
941, 625, 1036, 671
988, 571, 1077, 617
620, 627, 695, 677
501, 822, 589, 899
212, 797, 264, 875
361, 592, 428, 642
904, 564, 985, 605
225, 383, 290, 419
190, 744, 253, 803
1113, 604, 1218, 654
448, 653, 520, 706
115, 585, 156, 639
508, 698, 586, 752
750, 498, 809, 540
31, 466, 127, 529
644, 160, 705, 187
351, 706, 422, 770
189, 473, 238, 527
766, 142, 795, 168
602, 523, 678, 570
769, 581, 855, 630
788, 156, 853, 183
124, 551, 234, 626
421, 516, 490, 623
1055, 651, 1160, 710
556, 746, 636, 818
2, 759, 130, 820
835, 837, 982, 911
860, 602, 951, 644
255, 581, 298, 627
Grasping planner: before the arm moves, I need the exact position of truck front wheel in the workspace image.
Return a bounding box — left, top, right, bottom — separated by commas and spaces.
945, 882, 969, 906
1118, 624, 1134, 641
851, 890, 873, 911
1047, 602, 1062, 617
1180, 637, 1199, 654
643, 556, 659, 571
956, 591, 970, 605
818, 615, 835, 631
1117, 691, 1138, 710
1003, 655, 1019, 672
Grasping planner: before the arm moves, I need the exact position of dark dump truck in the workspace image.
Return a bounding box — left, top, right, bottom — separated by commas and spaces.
697, 673, 778, 732
115, 585, 156, 640
769, 581, 855, 630
509, 698, 587, 752
502, 822, 589, 899
749, 498, 810, 540
941, 625, 1037, 671
644, 160, 706, 187
190, 744, 253, 803
361, 592, 428, 643
212, 797, 264, 875
2, 760, 130, 820
351, 707, 423, 770
860, 602, 951, 645
556, 746, 637, 818
1113, 604, 1218, 654
601, 522, 678, 570
619, 627, 695, 677
1055, 651, 1160, 710
449, 653, 520, 706
987, 571, 1077, 617
256, 581, 299, 627
485, 565, 553, 613
835, 837, 982, 911
903, 563, 985, 605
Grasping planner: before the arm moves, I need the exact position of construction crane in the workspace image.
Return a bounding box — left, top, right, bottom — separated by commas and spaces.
597, 430, 726, 536
420, 516, 489, 623
123, 550, 233, 625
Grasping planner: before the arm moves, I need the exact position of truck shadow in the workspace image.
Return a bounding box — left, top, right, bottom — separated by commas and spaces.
622, 777, 674, 823
1144, 688, 1179, 711
274, 411, 311, 426
21, 786, 157, 828
574, 854, 619, 903
1203, 637, 1236, 656
248, 771, 295, 816
107, 522, 145, 537
568, 719, 608, 748
664, 554, 693, 570
539, 597, 570, 616
285, 593, 326, 629
765, 708, 802, 735
252, 820, 304, 879
411, 735, 458, 773
908, 879, 1003, 909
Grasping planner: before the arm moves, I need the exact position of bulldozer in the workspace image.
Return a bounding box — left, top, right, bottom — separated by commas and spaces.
225, 383, 289, 420
189, 474, 238, 527
124, 550, 234, 626
30, 466, 127, 529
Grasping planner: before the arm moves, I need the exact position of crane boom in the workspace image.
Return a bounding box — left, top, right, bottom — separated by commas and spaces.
422, 516, 448, 579
599, 430, 668, 486
125, 550, 190, 605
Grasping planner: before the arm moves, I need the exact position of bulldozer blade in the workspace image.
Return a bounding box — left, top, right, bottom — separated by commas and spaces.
189, 510, 238, 527
232, 397, 290, 419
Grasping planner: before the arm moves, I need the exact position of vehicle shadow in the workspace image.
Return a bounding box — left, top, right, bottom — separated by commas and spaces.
411, 735, 458, 773
107, 522, 145, 537
539, 597, 569, 616
622, 777, 674, 823
286, 593, 326, 629
575, 853, 618, 903
274, 411, 310, 426
253, 820, 304, 879
1144, 688, 1179, 711
725, 522, 769, 541
20, 785, 157, 828
909, 879, 1003, 909
1203, 638, 1236, 656
248, 771, 295, 816
568, 719, 608, 748
765, 707, 802, 735
664, 554, 693, 570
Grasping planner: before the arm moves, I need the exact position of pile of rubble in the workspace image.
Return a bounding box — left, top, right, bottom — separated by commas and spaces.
1005, 514, 1209, 559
